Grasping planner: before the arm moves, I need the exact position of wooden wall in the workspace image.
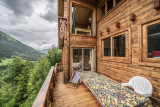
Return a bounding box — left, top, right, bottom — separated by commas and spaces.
69, 0, 97, 78
70, 35, 97, 74
58, 0, 70, 83
59, 0, 97, 83
97, 0, 160, 100
70, 35, 97, 46
59, 0, 160, 100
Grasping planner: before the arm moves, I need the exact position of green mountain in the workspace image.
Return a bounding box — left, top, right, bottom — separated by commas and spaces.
0, 31, 44, 61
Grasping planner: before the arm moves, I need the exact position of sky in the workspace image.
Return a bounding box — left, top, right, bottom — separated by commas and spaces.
0, 0, 58, 51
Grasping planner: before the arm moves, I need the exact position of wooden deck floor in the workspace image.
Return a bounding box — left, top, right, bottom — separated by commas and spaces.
53, 72, 160, 107
53, 72, 99, 107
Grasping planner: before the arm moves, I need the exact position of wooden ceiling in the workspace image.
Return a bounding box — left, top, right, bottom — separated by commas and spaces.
75, 6, 92, 27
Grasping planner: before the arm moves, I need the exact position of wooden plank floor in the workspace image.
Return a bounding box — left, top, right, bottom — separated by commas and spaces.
53, 72, 99, 107
53, 72, 160, 107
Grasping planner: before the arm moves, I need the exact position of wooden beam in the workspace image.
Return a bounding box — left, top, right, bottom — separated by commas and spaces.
130, 14, 136, 21
115, 22, 120, 28
113, 0, 116, 7
97, 0, 106, 7
100, 31, 103, 36
106, 28, 110, 32
154, 0, 160, 10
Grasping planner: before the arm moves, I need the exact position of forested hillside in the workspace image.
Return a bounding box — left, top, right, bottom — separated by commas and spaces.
0, 31, 43, 61
0, 47, 62, 107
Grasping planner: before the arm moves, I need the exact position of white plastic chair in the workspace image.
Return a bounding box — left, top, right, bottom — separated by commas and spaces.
121, 76, 152, 97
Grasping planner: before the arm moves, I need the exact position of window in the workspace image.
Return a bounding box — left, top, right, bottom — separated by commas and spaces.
116, 0, 121, 4
101, 5, 105, 18
147, 22, 160, 58
113, 34, 125, 57
72, 5, 93, 35
103, 38, 111, 56
107, 0, 113, 11
142, 19, 160, 63
102, 32, 127, 59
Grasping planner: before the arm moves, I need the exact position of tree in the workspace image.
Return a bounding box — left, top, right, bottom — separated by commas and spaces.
8, 57, 24, 85
46, 47, 62, 66
0, 47, 62, 107
0, 57, 24, 107
13, 59, 33, 106
21, 57, 51, 106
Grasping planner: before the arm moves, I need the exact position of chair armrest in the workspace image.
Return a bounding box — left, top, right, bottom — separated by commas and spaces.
121, 83, 132, 86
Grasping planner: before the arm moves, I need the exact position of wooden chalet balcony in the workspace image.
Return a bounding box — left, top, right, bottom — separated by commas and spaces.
32, 62, 99, 107
33, 63, 160, 107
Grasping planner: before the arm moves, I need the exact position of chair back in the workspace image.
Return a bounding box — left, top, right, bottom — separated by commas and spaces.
70, 71, 80, 84
129, 76, 152, 97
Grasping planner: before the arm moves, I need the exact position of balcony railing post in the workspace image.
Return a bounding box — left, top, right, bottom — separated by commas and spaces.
50, 77, 53, 103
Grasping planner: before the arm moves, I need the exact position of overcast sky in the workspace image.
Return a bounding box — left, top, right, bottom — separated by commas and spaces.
0, 0, 58, 51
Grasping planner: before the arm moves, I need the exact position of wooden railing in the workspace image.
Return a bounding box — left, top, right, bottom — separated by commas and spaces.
32, 63, 62, 107
55, 63, 63, 80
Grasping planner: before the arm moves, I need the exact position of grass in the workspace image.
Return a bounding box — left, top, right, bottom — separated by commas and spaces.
0, 58, 13, 66
0, 58, 37, 66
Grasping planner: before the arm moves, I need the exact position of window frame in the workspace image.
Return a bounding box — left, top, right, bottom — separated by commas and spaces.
100, 4, 106, 18
101, 31, 129, 61
102, 37, 111, 57
142, 19, 160, 63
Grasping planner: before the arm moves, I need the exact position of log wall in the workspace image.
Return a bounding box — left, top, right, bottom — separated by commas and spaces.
59, 0, 160, 100
97, 0, 160, 99
69, 0, 97, 78
59, 0, 70, 83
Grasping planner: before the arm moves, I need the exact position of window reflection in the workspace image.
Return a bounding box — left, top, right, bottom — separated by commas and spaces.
103, 38, 111, 56
147, 22, 160, 58
101, 5, 105, 17
107, 0, 113, 11
113, 34, 125, 57
72, 6, 93, 35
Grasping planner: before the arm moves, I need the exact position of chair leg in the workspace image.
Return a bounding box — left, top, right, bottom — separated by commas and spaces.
83, 83, 89, 91
97, 103, 100, 107
74, 83, 78, 89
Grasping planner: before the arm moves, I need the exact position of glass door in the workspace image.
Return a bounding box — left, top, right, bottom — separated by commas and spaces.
72, 48, 93, 73
83, 49, 93, 71
72, 49, 82, 72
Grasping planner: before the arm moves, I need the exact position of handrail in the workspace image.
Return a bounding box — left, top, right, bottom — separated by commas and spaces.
32, 63, 62, 107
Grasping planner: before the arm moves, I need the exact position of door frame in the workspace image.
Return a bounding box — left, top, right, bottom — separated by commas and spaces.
71, 47, 94, 74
